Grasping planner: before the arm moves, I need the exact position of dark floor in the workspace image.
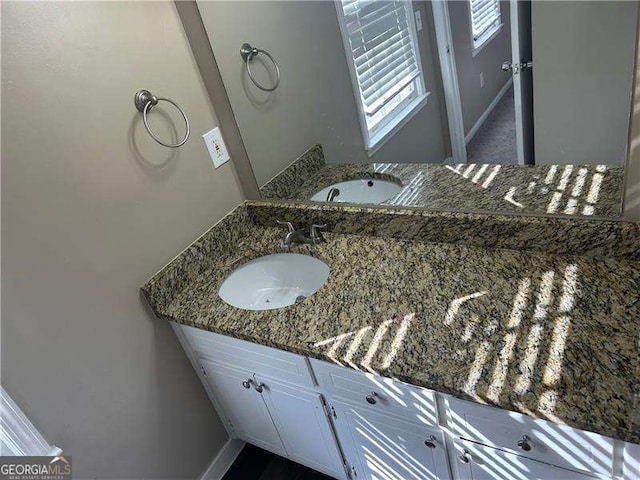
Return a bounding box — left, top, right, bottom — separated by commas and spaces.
466, 84, 518, 165
223, 443, 336, 480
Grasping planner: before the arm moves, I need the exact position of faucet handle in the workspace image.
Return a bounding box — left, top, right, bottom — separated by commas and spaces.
310, 224, 327, 242
277, 220, 295, 233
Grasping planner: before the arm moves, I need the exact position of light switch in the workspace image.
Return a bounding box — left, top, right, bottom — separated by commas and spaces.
202, 127, 230, 168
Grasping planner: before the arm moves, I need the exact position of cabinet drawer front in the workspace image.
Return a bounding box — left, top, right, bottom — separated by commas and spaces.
178, 324, 315, 387
448, 397, 614, 476
455, 440, 597, 480
310, 358, 438, 425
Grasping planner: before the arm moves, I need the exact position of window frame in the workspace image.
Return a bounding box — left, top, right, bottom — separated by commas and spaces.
469, 0, 503, 57
335, 0, 430, 156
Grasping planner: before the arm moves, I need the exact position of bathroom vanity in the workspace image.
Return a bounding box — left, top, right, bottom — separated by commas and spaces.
141, 3, 640, 478
171, 322, 627, 479
142, 202, 640, 480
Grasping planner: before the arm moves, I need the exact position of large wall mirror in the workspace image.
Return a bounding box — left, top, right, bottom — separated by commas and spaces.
194, 0, 638, 218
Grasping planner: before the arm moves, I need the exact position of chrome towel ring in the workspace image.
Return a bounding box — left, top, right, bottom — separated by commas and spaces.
240, 43, 280, 92
134, 89, 190, 148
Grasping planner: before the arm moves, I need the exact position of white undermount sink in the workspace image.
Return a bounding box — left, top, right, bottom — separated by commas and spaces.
218, 253, 330, 311
310, 179, 401, 204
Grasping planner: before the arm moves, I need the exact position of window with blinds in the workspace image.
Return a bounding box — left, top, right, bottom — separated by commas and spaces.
336, 0, 428, 152
469, 0, 502, 52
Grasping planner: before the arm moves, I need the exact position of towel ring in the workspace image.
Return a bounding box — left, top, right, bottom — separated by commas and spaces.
134, 89, 190, 148
240, 43, 280, 92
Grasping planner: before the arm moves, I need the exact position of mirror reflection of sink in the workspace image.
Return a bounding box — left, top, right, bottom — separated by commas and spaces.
310, 179, 402, 204
218, 253, 330, 311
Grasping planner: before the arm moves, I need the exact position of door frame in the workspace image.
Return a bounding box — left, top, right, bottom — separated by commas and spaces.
431, 1, 467, 164
432, 0, 527, 165
510, 0, 532, 165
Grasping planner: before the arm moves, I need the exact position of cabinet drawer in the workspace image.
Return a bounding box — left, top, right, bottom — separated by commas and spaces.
448, 397, 614, 477
454, 439, 597, 480
178, 323, 315, 388
309, 358, 438, 425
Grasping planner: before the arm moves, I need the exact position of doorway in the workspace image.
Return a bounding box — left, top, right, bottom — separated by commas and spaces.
432, 0, 533, 166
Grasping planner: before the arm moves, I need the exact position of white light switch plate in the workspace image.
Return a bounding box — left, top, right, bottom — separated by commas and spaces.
202, 127, 230, 168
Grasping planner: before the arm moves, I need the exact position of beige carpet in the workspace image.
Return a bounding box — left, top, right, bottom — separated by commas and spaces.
466, 85, 518, 165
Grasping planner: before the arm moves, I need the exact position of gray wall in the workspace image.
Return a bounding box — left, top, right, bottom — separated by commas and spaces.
2, 1, 245, 478
532, 1, 638, 166
449, 0, 512, 136
197, 1, 448, 187
624, 9, 640, 222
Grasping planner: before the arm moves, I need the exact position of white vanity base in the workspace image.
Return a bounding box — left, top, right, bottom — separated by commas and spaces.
172, 322, 637, 480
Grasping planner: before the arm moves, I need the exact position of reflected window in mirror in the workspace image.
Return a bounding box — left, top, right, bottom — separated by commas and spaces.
193, 0, 636, 218
470, 0, 502, 55
335, 0, 429, 154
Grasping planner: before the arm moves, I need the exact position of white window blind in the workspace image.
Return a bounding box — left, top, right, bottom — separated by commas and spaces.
336, 0, 427, 151
470, 0, 501, 49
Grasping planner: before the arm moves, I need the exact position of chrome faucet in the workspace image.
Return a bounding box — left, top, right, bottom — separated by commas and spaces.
277, 221, 326, 250
326, 187, 340, 202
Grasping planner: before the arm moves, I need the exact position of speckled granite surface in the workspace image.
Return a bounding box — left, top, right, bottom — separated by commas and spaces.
247, 201, 640, 261
261, 148, 624, 218
142, 203, 640, 443
260, 145, 325, 199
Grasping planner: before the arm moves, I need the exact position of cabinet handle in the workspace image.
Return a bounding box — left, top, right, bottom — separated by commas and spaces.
365, 391, 378, 405
254, 382, 265, 393
517, 435, 532, 451
424, 435, 437, 449
458, 450, 472, 464
242, 379, 253, 389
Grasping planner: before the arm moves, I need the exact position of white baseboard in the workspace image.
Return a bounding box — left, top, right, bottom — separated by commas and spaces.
199, 438, 246, 480
465, 77, 513, 145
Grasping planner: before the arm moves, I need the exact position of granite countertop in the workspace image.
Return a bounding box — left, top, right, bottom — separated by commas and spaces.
289, 163, 624, 217
142, 205, 640, 444
259, 145, 624, 218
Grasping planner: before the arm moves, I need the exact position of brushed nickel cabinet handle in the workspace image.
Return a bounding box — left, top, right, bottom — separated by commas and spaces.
458, 450, 472, 464
424, 435, 437, 449
517, 435, 532, 451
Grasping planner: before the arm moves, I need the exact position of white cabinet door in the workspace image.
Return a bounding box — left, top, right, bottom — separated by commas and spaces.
332, 400, 451, 480
454, 440, 596, 480
623, 441, 640, 480
200, 359, 286, 457
259, 376, 347, 479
